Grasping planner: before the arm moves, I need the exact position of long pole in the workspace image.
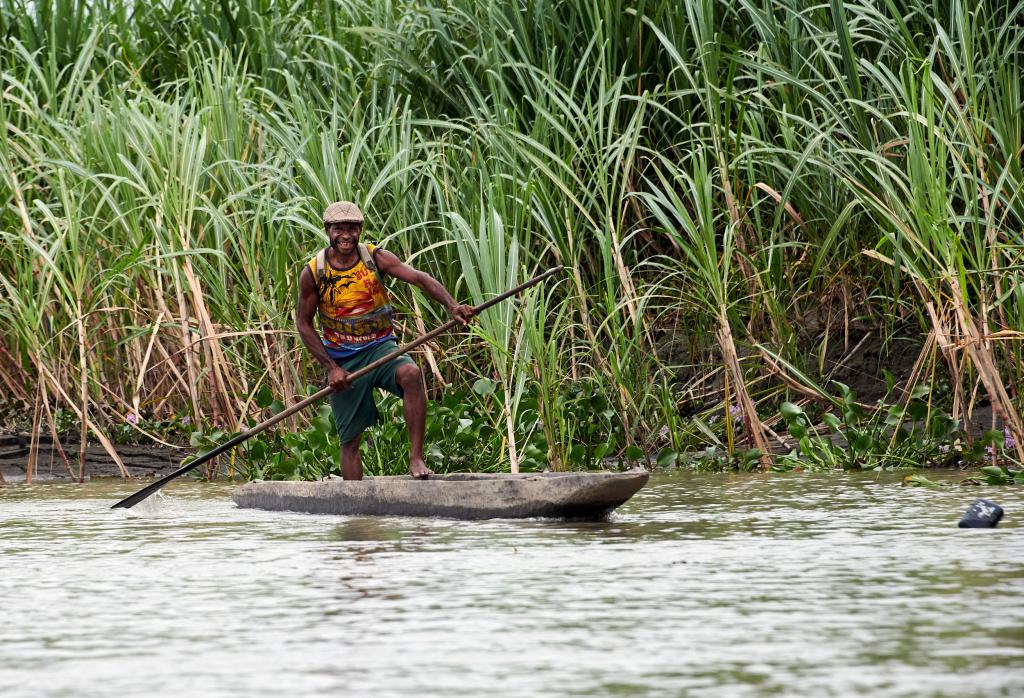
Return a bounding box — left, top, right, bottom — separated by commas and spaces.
111, 266, 563, 509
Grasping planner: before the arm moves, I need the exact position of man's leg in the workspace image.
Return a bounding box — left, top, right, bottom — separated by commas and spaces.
395, 363, 432, 478
340, 432, 363, 480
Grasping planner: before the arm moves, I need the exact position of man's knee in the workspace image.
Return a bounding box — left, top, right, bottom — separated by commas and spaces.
396, 363, 423, 390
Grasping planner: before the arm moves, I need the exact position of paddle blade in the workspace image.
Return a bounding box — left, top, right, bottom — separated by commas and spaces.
111, 478, 170, 509
110, 461, 201, 509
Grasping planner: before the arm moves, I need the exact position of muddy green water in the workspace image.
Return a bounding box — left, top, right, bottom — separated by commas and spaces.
1, 472, 1022, 697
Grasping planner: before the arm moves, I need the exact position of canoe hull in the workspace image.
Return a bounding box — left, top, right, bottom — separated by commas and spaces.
231, 471, 649, 520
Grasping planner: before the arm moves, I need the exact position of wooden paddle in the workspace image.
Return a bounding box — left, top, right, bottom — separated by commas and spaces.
111, 266, 563, 509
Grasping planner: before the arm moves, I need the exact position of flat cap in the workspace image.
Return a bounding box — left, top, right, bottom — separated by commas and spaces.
323, 201, 364, 224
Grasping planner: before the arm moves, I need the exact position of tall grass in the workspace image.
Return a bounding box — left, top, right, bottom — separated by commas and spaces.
1, 0, 1021, 474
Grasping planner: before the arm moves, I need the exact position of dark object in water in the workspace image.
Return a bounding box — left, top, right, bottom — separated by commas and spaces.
958, 499, 1004, 528
232, 471, 649, 520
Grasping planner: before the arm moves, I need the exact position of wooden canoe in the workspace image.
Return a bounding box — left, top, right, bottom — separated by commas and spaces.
232, 471, 649, 520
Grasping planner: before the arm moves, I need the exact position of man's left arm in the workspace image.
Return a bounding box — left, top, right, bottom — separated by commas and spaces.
373, 249, 475, 324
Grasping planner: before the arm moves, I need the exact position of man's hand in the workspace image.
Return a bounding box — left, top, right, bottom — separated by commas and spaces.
328, 366, 352, 392
449, 303, 475, 325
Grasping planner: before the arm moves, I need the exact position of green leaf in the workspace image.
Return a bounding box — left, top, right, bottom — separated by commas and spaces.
313, 414, 333, 435
980, 466, 1011, 486
742, 448, 762, 466
625, 445, 644, 461
737, 448, 761, 472
930, 415, 959, 439
568, 444, 586, 464
307, 429, 327, 450
910, 383, 929, 400
780, 402, 804, 422
472, 378, 496, 396
885, 405, 905, 426
656, 447, 678, 468
255, 385, 273, 409
798, 436, 815, 455
902, 474, 941, 488
906, 402, 928, 422
883, 370, 896, 394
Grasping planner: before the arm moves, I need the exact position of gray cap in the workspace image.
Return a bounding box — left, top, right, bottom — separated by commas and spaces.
323, 201, 364, 224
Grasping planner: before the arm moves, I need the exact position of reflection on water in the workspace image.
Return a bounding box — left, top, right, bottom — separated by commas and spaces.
331, 518, 407, 542
1, 472, 1022, 698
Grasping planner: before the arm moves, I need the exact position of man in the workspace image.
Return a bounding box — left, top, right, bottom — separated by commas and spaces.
296, 201, 474, 479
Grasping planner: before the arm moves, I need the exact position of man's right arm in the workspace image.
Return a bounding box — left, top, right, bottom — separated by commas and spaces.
296, 266, 350, 390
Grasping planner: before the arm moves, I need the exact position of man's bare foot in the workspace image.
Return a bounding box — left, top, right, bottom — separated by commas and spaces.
409, 458, 433, 479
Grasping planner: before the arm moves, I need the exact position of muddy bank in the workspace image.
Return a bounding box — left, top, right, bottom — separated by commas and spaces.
0, 432, 188, 483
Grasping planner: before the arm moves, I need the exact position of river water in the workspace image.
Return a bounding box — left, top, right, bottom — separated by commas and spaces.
1, 472, 1021, 697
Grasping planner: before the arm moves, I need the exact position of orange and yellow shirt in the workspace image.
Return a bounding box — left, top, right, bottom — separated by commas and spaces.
309, 245, 395, 358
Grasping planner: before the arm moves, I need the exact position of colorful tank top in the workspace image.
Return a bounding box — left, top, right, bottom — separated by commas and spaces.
308, 245, 395, 358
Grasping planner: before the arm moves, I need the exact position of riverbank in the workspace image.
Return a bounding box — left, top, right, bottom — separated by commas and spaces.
0, 433, 185, 482
0, 402, 1004, 484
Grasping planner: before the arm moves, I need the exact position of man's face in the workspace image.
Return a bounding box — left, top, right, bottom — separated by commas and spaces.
327, 221, 362, 254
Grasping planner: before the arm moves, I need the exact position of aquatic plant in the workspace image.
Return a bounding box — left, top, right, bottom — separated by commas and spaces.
775, 381, 1004, 472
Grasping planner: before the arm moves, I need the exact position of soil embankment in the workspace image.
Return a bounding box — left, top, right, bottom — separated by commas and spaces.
0, 432, 186, 482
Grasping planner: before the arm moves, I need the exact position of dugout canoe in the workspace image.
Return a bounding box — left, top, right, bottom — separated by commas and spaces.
231, 471, 649, 520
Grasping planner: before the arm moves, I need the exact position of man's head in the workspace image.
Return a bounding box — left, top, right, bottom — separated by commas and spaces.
323, 201, 364, 254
